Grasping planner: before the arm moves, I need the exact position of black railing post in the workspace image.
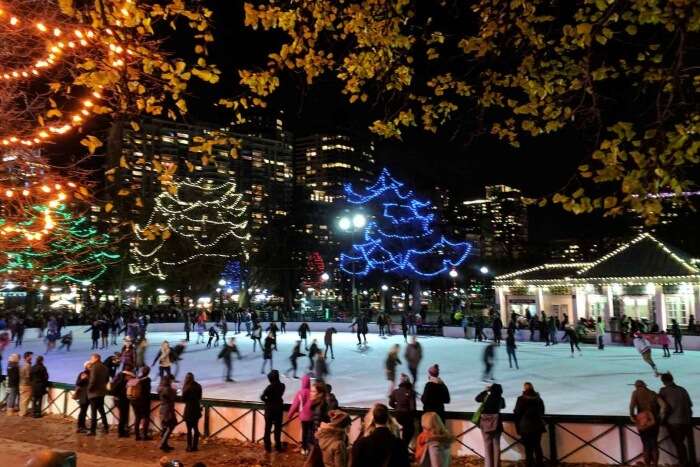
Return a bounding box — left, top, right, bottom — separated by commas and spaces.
618, 423, 626, 464
204, 404, 210, 437
63, 389, 69, 416
548, 420, 558, 466
251, 409, 256, 443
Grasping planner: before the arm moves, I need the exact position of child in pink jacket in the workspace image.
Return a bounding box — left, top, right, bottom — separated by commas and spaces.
659, 330, 671, 357
287, 374, 313, 455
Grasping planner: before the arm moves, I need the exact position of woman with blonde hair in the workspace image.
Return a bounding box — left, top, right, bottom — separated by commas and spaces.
151, 340, 172, 380
415, 411, 453, 466
361, 402, 401, 438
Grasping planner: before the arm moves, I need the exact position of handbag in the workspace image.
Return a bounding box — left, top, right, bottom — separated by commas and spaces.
480, 413, 499, 433
471, 392, 489, 424
635, 410, 656, 432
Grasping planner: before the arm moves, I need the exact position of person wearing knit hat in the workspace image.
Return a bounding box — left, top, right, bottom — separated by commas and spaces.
316, 410, 351, 467
421, 363, 451, 422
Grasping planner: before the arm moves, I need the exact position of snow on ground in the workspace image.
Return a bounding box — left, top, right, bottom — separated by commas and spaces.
10, 328, 699, 416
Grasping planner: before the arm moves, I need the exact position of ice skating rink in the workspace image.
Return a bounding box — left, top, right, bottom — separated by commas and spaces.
13, 329, 699, 416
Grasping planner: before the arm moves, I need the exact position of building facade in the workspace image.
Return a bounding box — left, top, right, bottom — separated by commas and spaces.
494, 233, 700, 330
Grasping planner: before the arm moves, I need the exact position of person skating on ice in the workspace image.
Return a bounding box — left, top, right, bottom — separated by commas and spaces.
400, 314, 408, 343
633, 331, 659, 376
670, 319, 684, 354
308, 338, 320, 370
206, 325, 219, 349
218, 337, 242, 382
505, 329, 519, 369
482, 342, 496, 382
385, 344, 402, 395
298, 320, 311, 350
266, 321, 279, 350
350, 313, 369, 346
491, 314, 503, 346
404, 335, 423, 385
261, 331, 276, 374
596, 316, 605, 350
251, 322, 263, 352
285, 340, 305, 379
314, 352, 329, 382
659, 330, 671, 357
324, 326, 337, 359
563, 325, 582, 357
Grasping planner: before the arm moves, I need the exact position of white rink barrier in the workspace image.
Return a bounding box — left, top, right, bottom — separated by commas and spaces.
36, 382, 700, 465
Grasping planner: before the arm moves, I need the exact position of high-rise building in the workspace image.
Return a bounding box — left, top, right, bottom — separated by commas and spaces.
105, 118, 293, 253
292, 133, 376, 260
453, 185, 528, 261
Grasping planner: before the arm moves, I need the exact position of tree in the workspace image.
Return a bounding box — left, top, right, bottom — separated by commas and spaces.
339, 168, 471, 279
129, 177, 249, 287
221, 260, 245, 293
301, 251, 325, 290
237, 0, 700, 223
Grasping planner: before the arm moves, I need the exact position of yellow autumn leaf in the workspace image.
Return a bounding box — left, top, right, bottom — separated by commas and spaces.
130, 121, 141, 131
80, 135, 103, 154
47, 109, 62, 119
117, 188, 131, 196
162, 229, 172, 240
176, 99, 188, 112
104, 202, 113, 213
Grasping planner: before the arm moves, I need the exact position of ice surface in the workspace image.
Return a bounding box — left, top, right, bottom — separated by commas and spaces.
9, 328, 697, 416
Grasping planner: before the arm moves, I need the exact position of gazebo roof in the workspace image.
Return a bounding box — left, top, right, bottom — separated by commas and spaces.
495, 233, 699, 285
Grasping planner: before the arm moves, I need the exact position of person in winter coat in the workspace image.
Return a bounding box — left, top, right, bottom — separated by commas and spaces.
285, 340, 305, 379
30, 355, 49, 418
87, 353, 110, 435
111, 364, 136, 436
351, 403, 409, 467
421, 364, 450, 423
131, 366, 152, 440
85, 321, 100, 350
404, 336, 423, 384
158, 374, 177, 452
261, 332, 276, 374
475, 383, 506, 467
505, 329, 519, 369
482, 342, 496, 381
152, 341, 173, 380
389, 373, 417, 448
261, 369, 286, 453
5, 353, 20, 413
633, 332, 659, 376
324, 327, 337, 359
596, 317, 606, 350
251, 323, 263, 352
308, 338, 321, 370
315, 410, 351, 467
314, 353, 329, 381
415, 411, 452, 467
120, 338, 136, 370
206, 326, 219, 349
670, 319, 683, 353
385, 344, 402, 394
563, 325, 582, 357
491, 316, 503, 346
298, 320, 311, 350
400, 314, 409, 343
182, 372, 202, 452
513, 382, 546, 467
58, 331, 73, 352
18, 351, 32, 417
350, 314, 369, 345
184, 319, 191, 342
287, 374, 314, 456
659, 330, 671, 357
135, 337, 148, 369
74, 362, 90, 432
218, 337, 242, 382
629, 379, 666, 467
326, 384, 339, 411
659, 372, 693, 467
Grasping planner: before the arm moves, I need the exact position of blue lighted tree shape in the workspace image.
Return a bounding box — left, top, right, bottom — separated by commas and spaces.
339, 169, 471, 279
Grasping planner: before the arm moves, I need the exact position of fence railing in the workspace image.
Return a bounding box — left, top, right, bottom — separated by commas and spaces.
33, 382, 700, 465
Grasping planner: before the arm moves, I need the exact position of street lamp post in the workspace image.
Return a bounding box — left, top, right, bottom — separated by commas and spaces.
321, 272, 330, 318
338, 213, 366, 315
218, 279, 226, 308
381, 284, 389, 313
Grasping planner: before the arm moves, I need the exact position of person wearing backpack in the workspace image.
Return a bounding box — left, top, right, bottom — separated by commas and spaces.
513, 382, 546, 467
111, 363, 136, 437
475, 383, 506, 467
629, 379, 666, 467
130, 366, 152, 440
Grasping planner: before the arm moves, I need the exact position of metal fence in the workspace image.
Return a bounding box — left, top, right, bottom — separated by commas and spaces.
33, 382, 700, 465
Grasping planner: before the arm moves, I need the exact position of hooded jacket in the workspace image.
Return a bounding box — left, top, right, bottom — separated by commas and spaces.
287, 374, 313, 422
513, 390, 546, 435
389, 381, 416, 413
316, 416, 349, 467
260, 370, 285, 415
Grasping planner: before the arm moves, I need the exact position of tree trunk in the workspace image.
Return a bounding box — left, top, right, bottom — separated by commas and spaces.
411, 279, 421, 315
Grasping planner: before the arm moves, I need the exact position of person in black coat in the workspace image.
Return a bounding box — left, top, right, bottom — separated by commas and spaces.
30, 355, 49, 418
260, 369, 285, 453
182, 372, 202, 451
298, 320, 310, 349
131, 366, 152, 441
261, 333, 276, 374
285, 340, 305, 379
389, 373, 417, 448
111, 364, 136, 437
492, 316, 503, 346
308, 339, 320, 370
421, 364, 450, 422
351, 403, 410, 467
514, 382, 546, 467
218, 338, 241, 382
74, 363, 91, 432
475, 383, 506, 467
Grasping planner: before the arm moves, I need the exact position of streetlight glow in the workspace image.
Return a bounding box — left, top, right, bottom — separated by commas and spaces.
352, 213, 367, 229
338, 216, 351, 231
381, 284, 389, 291
218, 278, 226, 287
321, 272, 330, 282
480, 266, 489, 274
127, 285, 137, 292
449, 269, 458, 278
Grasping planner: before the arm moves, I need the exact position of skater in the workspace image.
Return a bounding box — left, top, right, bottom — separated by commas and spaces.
219, 316, 228, 342
195, 320, 206, 344
110, 316, 121, 346
540, 313, 550, 346
261, 332, 276, 374
514, 382, 546, 467
251, 322, 263, 352
659, 372, 693, 467
218, 337, 242, 382
182, 372, 202, 452
314, 353, 329, 381
492, 315, 503, 346
151, 341, 173, 380
564, 325, 582, 357
474, 315, 484, 342
261, 369, 285, 453
206, 325, 219, 349
58, 331, 73, 351
421, 364, 450, 423
14, 319, 24, 347
170, 340, 186, 380
377, 313, 386, 337
385, 344, 402, 395
350, 314, 368, 346
120, 337, 136, 370
629, 379, 666, 467
401, 314, 408, 343
85, 321, 100, 350
287, 375, 313, 456
100, 319, 110, 349
135, 337, 148, 370
308, 338, 320, 370
475, 383, 506, 467
266, 321, 279, 348
323, 326, 337, 359
279, 315, 286, 334
596, 316, 605, 350
389, 373, 417, 448
405, 336, 423, 385
660, 330, 671, 357
506, 329, 519, 369
184, 317, 191, 342
482, 342, 496, 382
408, 312, 417, 336
285, 340, 305, 379
548, 317, 558, 344
633, 332, 659, 376
671, 319, 683, 353
529, 315, 537, 342
298, 320, 310, 350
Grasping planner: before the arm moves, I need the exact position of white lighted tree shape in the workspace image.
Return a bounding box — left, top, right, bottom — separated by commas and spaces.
129, 178, 249, 280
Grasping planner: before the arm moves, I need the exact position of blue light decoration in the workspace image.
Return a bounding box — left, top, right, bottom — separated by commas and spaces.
339, 168, 471, 278
221, 260, 244, 292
